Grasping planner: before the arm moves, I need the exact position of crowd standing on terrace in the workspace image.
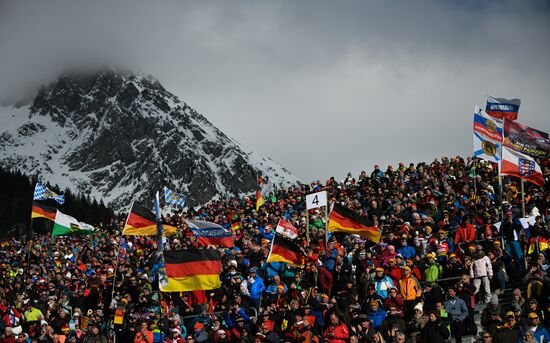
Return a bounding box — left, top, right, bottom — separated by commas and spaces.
1, 156, 549, 343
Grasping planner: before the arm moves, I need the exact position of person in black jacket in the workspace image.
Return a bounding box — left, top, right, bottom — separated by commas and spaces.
424, 311, 449, 343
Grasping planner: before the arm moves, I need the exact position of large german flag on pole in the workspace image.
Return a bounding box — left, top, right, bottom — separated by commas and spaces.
31, 201, 57, 221
160, 249, 221, 292
328, 204, 381, 243
267, 234, 304, 267
122, 203, 177, 236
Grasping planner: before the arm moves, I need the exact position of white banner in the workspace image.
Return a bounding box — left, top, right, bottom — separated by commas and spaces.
306, 191, 327, 210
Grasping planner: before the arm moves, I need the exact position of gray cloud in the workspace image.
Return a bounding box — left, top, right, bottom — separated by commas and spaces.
1, 0, 549, 181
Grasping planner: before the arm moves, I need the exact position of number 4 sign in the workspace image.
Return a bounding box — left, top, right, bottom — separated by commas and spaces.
306, 191, 327, 210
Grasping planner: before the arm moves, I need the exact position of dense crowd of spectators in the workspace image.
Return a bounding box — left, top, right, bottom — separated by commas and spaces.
0, 156, 549, 343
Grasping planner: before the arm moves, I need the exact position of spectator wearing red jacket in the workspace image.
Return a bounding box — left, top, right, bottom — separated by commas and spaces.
323, 313, 349, 343
454, 218, 476, 245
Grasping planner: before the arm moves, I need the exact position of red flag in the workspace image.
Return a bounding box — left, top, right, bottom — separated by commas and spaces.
501, 147, 544, 187
275, 219, 299, 240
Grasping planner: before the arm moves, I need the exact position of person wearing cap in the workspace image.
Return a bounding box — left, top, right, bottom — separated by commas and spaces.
470, 245, 493, 304
398, 266, 422, 316
407, 302, 428, 343
495, 311, 522, 343
373, 267, 395, 299
520, 312, 550, 343
247, 267, 265, 311
366, 301, 387, 331
424, 253, 442, 283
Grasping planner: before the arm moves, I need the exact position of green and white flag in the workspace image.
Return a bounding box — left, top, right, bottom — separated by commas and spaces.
52, 210, 95, 236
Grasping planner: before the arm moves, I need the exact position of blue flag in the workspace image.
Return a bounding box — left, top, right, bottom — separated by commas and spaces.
33, 183, 65, 204
164, 187, 186, 208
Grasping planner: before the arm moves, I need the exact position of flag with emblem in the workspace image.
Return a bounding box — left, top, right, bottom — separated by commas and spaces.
52, 210, 95, 236
33, 183, 65, 205
275, 219, 299, 240
485, 95, 521, 121
501, 146, 544, 187
164, 187, 186, 208
473, 106, 503, 163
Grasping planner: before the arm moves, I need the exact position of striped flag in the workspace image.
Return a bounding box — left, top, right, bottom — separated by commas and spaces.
31, 201, 57, 221
33, 183, 64, 205
187, 219, 234, 248
267, 234, 304, 267
256, 176, 271, 211
52, 210, 95, 236
122, 203, 177, 236
328, 204, 381, 243
473, 106, 503, 164
164, 187, 186, 208
160, 249, 221, 292
501, 147, 544, 187
486, 95, 521, 121
275, 219, 299, 240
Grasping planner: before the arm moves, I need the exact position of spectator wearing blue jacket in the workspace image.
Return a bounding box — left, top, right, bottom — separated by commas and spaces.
397, 238, 416, 260
444, 288, 469, 343
367, 300, 387, 330
247, 267, 265, 310
519, 312, 550, 343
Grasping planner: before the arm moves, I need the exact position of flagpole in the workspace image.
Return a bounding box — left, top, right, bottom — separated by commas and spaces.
324, 203, 329, 254
111, 200, 134, 301
521, 179, 526, 218
305, 210, 310, 245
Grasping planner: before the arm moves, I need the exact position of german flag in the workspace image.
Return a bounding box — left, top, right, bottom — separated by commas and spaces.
31, 201, 56, 221
160, 249, 221, 292
328, 204, 381, 243
122, 203, 177, 236
267, 234, 304, 267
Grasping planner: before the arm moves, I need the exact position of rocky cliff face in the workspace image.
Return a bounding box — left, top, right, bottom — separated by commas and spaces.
0, 70, 298, 210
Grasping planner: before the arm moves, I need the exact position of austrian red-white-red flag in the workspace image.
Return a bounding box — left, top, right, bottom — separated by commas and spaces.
501, 146, 544, 187
275, 219, 299, 240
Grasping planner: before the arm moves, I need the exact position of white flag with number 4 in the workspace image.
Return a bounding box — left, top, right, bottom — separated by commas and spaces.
306, 191, 327, 210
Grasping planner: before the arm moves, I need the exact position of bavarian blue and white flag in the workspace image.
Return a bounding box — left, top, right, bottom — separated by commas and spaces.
33, 182, 65, 205
164, 187, 186, 208
473, 106, 503, 164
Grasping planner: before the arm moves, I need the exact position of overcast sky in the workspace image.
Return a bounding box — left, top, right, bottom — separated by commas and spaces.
1, 0, 549, 182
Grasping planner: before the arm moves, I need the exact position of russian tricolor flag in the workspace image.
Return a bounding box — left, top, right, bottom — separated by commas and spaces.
486, 95, 521, 121
187, 219, 235, 248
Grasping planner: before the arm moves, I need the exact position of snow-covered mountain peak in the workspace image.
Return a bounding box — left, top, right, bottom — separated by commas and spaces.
0, 70, 298, 211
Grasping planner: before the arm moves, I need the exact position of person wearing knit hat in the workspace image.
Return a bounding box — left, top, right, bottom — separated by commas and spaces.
367, 300, 387, 331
